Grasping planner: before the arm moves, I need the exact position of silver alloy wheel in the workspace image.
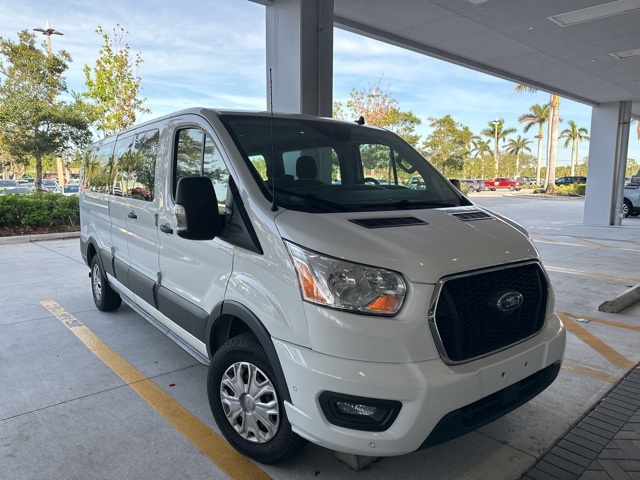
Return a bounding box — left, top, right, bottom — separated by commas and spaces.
220, 361, 280, 443
92, 262, 102, 302
622, 201, 629, 217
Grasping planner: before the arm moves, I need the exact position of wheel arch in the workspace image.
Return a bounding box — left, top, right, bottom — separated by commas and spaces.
206, 301, 292, 403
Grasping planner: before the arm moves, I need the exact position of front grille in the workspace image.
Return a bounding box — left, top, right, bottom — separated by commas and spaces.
430, 262, 547, 363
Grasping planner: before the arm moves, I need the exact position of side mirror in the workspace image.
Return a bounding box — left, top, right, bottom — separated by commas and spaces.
449, 178, 462, 191
174, 176, 224, 240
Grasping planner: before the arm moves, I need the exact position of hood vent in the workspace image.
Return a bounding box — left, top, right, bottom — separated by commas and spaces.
450, 210, 493, 221
349, 216, 427, 229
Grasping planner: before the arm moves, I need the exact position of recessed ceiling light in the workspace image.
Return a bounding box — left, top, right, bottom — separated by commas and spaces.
528, 26, 535, 30
610, 48, 640, 59
549, 0, 640, 27
467, 0, 489, 4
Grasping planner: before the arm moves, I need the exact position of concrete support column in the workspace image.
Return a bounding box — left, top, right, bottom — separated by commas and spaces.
265, 0, 334, 116
583, 101, 632, 225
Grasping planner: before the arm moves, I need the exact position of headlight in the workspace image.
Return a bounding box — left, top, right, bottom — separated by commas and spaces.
285, 242, 406, 315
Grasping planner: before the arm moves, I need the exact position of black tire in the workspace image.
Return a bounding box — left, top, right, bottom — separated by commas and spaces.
208, 332, 307, 464
90, 255, 122, 311
623, 199, 632, 218
509, 185, 515, 191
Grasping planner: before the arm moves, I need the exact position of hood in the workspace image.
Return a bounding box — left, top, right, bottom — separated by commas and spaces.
274, 206, 538, 284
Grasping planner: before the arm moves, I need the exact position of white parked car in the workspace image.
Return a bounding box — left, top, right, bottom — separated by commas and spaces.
79, 108, 565, 464
52, 184, 79, 196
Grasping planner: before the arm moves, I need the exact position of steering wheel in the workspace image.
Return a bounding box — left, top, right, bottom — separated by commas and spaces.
361, 177, 380, 185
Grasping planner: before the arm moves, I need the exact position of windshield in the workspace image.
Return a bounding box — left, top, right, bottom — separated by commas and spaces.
220, 114, 469, 213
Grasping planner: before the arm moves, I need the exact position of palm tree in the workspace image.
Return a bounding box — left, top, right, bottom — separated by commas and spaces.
506, 136, 532, 179
518, 103, 549, 187
546, 94, 561, 193
560, 121, 590, 176
480, 119, 516, 177
470, 136, 492, 179
515, 84, 560, 193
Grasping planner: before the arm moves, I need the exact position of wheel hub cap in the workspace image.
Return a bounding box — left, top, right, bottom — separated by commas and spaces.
219, 361, 280, 443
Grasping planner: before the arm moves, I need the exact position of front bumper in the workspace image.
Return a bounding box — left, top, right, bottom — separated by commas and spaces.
275, 313, 565, 456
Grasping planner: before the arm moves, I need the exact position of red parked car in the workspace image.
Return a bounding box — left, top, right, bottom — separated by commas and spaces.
488, 177, 522, 191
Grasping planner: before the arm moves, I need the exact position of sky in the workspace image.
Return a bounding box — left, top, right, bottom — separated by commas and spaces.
2, 0, 640, 169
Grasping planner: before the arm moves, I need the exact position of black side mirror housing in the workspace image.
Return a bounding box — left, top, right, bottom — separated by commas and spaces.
449, 178, 462, 191
174, 176, 224, 240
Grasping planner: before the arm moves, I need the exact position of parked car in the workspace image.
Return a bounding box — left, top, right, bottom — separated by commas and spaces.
41, 179, 59, 192
488, 177, 522, 191
406, 175, 426, 190
0, 179, 19, 194
474, 179, 489, 191
623, 183, 640, 217
1, 186, 33, 195
521, 177, 536, 185
555, 176, 586, 186
460, 179, 486, 193
52, 184, 80, 196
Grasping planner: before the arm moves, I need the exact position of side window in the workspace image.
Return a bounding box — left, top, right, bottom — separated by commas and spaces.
129, 129, 158, 201
175, 128, 229, 213
112, 135, 135, 196
82, 140, 116, 193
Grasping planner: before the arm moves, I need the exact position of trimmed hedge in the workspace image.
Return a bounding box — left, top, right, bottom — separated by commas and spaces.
554, 183, 586, 196
0, 193, 79, 229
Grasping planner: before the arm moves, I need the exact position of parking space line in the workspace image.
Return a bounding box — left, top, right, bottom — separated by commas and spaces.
561, 361, 621, 383
575, 237, 609, 248
559, 312, 640, 332
545, 266, 640, 284
530, 233, 556, 243
40, 300, 271, 480
558, 312, 635, 370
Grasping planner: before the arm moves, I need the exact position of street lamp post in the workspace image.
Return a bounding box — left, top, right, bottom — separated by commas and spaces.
492, 119, 499, 177
33, 21, 66, 186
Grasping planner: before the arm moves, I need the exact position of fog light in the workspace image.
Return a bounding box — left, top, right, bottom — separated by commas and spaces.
319, 392, 402, 432
336, 401, 378, 417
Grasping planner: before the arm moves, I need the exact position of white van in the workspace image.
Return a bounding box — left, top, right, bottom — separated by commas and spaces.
80, 108, 565, 464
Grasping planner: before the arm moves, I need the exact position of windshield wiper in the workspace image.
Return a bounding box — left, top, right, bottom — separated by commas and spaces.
359, 199, 459, 210
275, 187, 350, 212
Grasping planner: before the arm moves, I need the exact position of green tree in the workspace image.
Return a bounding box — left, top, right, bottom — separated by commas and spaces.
505, 135, 532, 179
560, 120, 589, 176
480, 119, 516, 177
421, 115, 473, 175
333, 79, 421, 146
627, 157, 639, 178
0, 30, 90, 190
518, 103, 549, 187
83, 25, 150, 136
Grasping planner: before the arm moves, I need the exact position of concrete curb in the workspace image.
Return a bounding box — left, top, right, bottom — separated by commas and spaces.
0, 231, 80, 245
598, 284, 640, 313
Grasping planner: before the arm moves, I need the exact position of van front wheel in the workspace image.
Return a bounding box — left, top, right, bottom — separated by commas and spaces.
207, 332, 306, 464
90, 256, 121, 311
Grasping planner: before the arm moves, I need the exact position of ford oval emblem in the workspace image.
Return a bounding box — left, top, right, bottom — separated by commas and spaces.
496, 291, 524, 312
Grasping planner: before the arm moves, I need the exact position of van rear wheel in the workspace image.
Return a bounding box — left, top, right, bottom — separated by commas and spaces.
207, 332, 306, 464
90, 256, 121, 311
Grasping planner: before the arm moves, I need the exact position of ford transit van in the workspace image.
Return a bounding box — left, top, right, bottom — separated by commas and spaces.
80, 108, 565, 464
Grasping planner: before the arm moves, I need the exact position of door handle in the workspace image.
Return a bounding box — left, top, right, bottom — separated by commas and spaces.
160, 224, 173, 234
128, 211, 138, 219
